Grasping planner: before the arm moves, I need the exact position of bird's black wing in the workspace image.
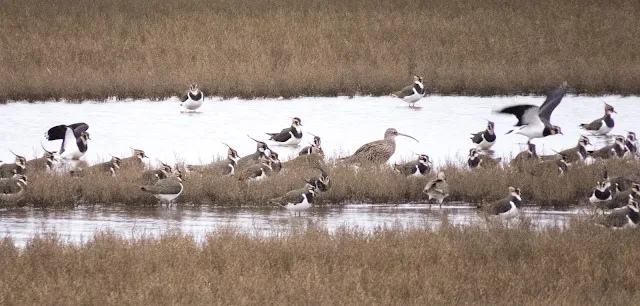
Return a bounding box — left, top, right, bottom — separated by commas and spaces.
497, 105, 540, 126
68, 123, 89, 137
267, 127, 293, 142
470, 131, 484, 144
538, 82, 568, 122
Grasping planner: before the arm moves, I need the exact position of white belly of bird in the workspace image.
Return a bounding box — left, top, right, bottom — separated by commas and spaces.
410, 166, 424, 178
477, 138, 495, 150
625, 216, 638, 228
594, 121, 613, 135
589, 193, 610, 204
274, 132, 303, 146
510, 124, 544, 140
500, 202, 519, 219
153, 184, 183, 202
402, 93, 424, 104
182, 98, 204, 111
284, 198, 312, 212
249, 170, 267, 182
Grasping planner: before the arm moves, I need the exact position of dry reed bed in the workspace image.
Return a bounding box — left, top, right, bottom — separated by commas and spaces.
16, 157, 640, 207
1, 0, 639, 102
1, 222, 640, 305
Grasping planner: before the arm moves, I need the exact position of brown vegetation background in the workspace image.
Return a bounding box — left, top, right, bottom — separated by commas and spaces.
2, 223, 640, 305
1, 0, 638, 102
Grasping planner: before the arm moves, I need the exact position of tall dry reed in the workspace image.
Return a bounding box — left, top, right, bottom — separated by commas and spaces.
1, 222, 640, 305
11, 155, 640, 207
1, 0, 638, 102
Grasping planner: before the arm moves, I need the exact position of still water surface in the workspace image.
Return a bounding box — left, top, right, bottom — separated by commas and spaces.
0, 204, 584, 247
0, 95, 634, 245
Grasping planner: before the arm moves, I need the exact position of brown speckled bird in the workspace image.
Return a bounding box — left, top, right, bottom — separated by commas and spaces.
341, 128, 418, 165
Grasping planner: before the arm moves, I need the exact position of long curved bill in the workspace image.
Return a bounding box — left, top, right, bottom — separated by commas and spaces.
398, 133, 419, 143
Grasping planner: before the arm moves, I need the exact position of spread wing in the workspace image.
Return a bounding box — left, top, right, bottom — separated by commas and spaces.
392, 84, 415, 98
470, 131, 484, 144
497, 105, 541, 127
267, 127, 292, 142
580, 117, 603, 130
538, 82, 567, 122
68, 123, 89, 137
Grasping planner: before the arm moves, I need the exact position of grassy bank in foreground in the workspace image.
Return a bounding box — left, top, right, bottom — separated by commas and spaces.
1, 0, 639, 102
2, 223, 640, 305
15, 156, 640, 207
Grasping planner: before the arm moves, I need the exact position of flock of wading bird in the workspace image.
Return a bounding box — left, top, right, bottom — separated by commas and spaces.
0, 79, 639, 226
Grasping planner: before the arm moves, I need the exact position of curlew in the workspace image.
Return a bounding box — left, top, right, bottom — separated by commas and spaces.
341, 128, 418, 165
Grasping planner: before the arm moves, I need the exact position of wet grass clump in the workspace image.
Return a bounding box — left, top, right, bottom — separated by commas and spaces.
1, 221, 640, 304
1, 0, 639, 102
13, 155, 640, 207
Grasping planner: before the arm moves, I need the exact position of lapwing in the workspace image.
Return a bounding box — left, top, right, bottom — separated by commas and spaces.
532, 153, 569, 176
589, 181, 613, 205
540, 135, 591, 163
45, 122, 90, 160
272, 184, 318, 216
268, 151, 282, 175
510, 141, 539, 169
306, 163, 331, 192
237, 136, 271, 169
140, 169, 185, 208
393, 153, 432, 177
423, 171, 449, 207
180, 84, 204, 112
497, 81, 567, 141
266, 117, 303, 146
0, 151, 27, 178
341, 128, 418, 165
391, 75, 426, 107
71, 156, 122, 177
579, 103, 616, 135
606, 170, 636, 193
467, 148, 502, 169
26, 145, 58, 173
0, 174, 29, 203
597, 195, 640, 228
625, 131, 637, 157
120, 148, 148, 170
477, 186, 522, 219
141, 162, 173, 183
596, 183, 640, 211
470, 121, 497, 150
188, 143, 241, 176
237, 155, 274, 182
299, 134, 323, 156
587, 135, 627, 159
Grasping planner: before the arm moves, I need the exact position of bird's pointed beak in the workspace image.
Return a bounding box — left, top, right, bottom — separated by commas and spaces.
397, 133, 419, 143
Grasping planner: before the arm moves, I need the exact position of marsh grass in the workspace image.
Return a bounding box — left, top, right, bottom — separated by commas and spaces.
1, 0, 639, 102
2, 222, 640, 305
13, 155, 640, 207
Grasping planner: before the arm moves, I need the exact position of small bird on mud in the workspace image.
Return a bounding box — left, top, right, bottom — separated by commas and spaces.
470, 121, 497, 150
423, 171, 449, 207
391, 74, 426, 108
45, 122, 90, 160
467, 148, 501, 169
341, 128, 418, 165
266, 117, 303, 146
0, 151, 27, 178
0, 174, 29, 203
579, 103, 616, 136
393, 153, 432, 177
497, 82, 567, 141
597, 195, 640, 228
476, 186, 522, 219
140, 169, 185, 208
180, 84, 204, 113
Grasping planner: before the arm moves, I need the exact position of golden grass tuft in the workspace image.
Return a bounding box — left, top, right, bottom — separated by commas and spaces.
1, 0, 639, 102
2, 222, 640, 304
10, 155, 640, 207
